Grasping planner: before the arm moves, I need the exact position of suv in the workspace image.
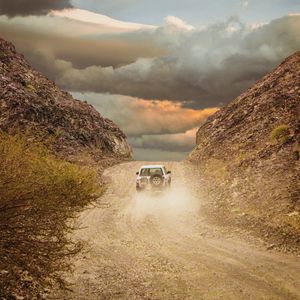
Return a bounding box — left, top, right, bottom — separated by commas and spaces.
136, 165, 171, 192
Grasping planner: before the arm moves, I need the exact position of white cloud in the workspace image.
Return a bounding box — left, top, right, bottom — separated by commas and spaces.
242, 1, 249, 8
51, 8, 156, 32
164, 16, 195, 31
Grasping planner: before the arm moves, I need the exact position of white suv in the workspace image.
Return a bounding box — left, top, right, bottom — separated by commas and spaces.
136, 165, 171, 192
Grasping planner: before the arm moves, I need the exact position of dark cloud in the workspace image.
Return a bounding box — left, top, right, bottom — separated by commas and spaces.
129, 131, 196, 152
0, 29, 162, 71
0, 13, 299, 110
62, 15, 299, 108
5, 14, 296, 109
133, 148, 189, 161
0, 17, 163, 69
0, 0, 72, 17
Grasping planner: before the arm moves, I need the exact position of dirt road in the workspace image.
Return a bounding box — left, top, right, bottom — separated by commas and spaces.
51, 162, 300, 300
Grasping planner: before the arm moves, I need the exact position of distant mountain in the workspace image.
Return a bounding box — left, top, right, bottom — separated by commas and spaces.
189, 52, 300, 251
51, 9, 156, 32
0, 37, 132, 162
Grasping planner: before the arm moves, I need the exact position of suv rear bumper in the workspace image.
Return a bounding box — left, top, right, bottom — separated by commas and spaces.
136, 181, 170, 192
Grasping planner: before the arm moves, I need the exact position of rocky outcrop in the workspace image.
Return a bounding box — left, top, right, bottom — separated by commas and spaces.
0, 37, 132, 162
189, 52, 300, 252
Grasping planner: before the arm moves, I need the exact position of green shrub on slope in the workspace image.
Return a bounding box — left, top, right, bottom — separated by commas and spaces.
270, 124, 291, 144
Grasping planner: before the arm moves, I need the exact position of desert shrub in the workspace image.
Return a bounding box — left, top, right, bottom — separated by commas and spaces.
0, 132, 101, 298
270, 124, 291, 144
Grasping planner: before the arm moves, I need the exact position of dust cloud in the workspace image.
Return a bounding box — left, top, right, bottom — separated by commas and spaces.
125, 183, 201, 229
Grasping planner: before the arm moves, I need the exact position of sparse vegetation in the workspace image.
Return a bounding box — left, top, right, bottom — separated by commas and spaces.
270, 124, 291, 144
0, 132, 102, 298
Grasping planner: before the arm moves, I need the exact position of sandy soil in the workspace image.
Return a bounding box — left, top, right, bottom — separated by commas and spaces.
51, 161, 300, 300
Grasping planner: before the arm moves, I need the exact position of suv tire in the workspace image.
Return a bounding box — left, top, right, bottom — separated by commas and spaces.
150, 174, 163, 188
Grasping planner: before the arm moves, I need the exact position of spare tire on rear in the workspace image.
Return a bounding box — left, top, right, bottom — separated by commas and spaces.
150, 174, 163, 188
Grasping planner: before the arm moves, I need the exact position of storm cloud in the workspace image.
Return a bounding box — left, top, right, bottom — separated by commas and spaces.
129, 129, 198, 152
2, 13, 297, 108
58, 15, 300, 108
0, 0, 72, 17
0, 19, 163, 69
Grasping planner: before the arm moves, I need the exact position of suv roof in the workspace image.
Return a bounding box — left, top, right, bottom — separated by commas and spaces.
140, 165, 165, 169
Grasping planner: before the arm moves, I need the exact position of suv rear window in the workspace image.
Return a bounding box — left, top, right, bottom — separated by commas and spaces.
140, 168, 163, 176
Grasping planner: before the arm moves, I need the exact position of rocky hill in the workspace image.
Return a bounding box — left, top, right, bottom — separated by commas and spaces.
189, 52, 300, 252
0, 37, 132, 163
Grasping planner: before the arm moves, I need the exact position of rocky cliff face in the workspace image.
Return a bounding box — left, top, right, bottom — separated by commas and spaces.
189, 52, 300, 252
0, 37, 132, 162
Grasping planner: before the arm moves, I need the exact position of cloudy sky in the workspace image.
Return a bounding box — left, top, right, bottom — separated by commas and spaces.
0, 0, 299, 160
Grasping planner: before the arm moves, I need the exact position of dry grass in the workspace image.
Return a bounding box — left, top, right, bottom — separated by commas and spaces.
0, 132, 102, 298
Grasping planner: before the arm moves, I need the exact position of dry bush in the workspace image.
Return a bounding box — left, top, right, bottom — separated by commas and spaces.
0, 132, 102, 299
270, 124, 291, 144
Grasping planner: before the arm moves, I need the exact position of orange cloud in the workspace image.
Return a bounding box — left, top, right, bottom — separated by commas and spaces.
122, 98, 219, 136
72, 93, 219, 136
72, 92, 219, 159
